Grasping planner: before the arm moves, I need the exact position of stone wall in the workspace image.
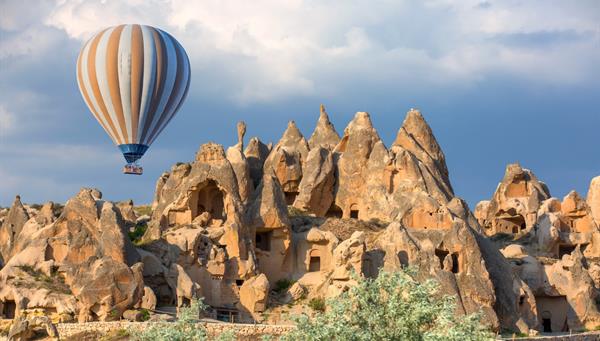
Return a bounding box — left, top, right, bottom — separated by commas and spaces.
54, 321, 295, 340
499, 331, 600, 341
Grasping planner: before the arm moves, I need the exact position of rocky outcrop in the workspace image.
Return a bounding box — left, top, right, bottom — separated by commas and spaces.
293, 147, 335, 216
3, 106, 597, 334
587, 176, 600, 226
476, 163, 551, 236
239, 274, 270, 319
244, 137, 271, 189
308, 105, 340, 150
0, 196, 30, 261
263, 121, 310, 204
333, 112, 382, 220
0, 189, 144, 322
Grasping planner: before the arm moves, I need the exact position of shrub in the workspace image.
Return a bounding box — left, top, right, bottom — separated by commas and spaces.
133, 299, 207, 341
282, 269, 493, 341
128, 223, 148, 244
308, 297, 325, 312
274, 278, 296, 294
140, 308, 151, 322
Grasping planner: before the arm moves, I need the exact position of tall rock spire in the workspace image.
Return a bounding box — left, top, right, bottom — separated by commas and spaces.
392, 109, 453, 198
308, 104, 340, 150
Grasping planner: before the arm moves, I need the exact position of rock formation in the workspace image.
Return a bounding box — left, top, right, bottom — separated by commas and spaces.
1, 105, 598, 335
477, 163, 600, 331
0, 188, 144, 323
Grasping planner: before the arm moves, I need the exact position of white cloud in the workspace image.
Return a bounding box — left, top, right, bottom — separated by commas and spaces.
32, 0, 598, 103
0, 105, 16, 138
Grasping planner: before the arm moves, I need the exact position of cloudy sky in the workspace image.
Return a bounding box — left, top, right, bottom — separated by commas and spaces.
0, 0, 599, 208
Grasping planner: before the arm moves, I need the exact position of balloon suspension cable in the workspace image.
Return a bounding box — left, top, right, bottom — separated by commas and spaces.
123, 161, 143, 175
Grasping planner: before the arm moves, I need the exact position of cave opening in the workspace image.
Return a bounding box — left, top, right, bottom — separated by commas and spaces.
191, 180, 226, 221
325, 204, 343, 219
435, 249, 449, 270
255, 230, 272, 252
1, 300, 16, 319
451, 253, 459, 273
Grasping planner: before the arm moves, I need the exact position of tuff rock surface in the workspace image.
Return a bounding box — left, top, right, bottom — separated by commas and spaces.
1, 106, 598, 335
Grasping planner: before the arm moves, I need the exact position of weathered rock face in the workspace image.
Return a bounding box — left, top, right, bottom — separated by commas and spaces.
238, 274, 270, 319
147, 143, 248, 257
0, 189, 144, 322
587, 176, 600, 226
503, 245, 600, 331
308, 105, 340, 151
293, 147, 335, 217
391, 109, 453, 202
333, 112, 382, 220
372, 221, 519, 331
246, 173, 292, 283
477, 163, 600, 332
263, 121, 310, 205
0, 196, 30, 261
244, 137, 272, 188
4, 105, 597, 333
227, 121, 254, 204
476, 163, 551, 236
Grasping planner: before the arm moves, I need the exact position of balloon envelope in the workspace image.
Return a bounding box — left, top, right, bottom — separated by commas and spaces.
76, 24, 190, 165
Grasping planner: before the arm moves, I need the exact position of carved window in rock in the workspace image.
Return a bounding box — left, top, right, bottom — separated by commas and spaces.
495, 213, 525, 234
350, 203, 359, 219
1, 300, 16, 319
308, 249, 321, 272
216, 308, 239, 323
190, 180, 226, 221
558, 244, 576, 258
255, 230, 272, 252
397, 250, 409, 268
285, 191, 299, 205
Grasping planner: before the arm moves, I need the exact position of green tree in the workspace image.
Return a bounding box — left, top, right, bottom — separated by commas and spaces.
282, 270, 493, 341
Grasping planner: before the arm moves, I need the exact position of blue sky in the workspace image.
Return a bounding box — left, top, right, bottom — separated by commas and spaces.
1, 0, 599, 208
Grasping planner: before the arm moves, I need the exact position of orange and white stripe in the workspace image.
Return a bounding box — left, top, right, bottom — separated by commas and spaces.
76, 24, 190, 146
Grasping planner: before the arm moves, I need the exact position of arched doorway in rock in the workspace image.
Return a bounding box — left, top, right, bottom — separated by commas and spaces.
190, 180, 226, 221
541, 311, 552, 332
349, 203, 359, 219
308, 249, 321, 272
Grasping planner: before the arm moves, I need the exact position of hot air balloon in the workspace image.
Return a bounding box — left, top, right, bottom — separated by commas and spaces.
76, 24, 190, 175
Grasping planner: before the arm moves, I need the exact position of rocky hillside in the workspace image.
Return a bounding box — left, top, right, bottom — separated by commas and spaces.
1, 106, 599, 337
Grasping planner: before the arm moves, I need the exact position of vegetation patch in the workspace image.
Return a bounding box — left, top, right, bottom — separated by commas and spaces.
308, 297, 325, 312
279, 269, 492, 341
128, 223, 148, 245
273, 278, 296, 295
134, 205, 153, 217
16, 265, 71, 294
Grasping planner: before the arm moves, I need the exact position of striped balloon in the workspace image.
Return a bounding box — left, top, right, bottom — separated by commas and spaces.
76, 24, 190, 166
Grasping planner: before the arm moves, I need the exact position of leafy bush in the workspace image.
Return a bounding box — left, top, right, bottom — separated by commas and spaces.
128, 223, 148, 244
282, 269, 493, 341
274, 278, 296, 294
308, 297, 325, 312
140, 308, 151, 322
134, 205, 153, 217
133, 299, 207, 341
